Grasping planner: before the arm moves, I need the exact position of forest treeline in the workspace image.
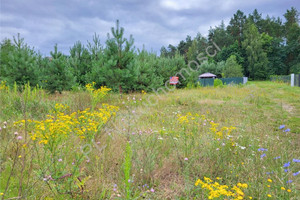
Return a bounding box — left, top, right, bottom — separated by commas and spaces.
0, 8, 299, 93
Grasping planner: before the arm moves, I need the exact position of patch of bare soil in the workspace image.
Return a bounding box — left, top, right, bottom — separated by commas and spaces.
282, 103, 294, 113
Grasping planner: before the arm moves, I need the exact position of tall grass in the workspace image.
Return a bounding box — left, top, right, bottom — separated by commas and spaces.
0, 81, 299, 199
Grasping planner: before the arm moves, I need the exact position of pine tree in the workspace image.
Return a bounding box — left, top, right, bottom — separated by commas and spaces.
208, 20, 233, 49
0, 38, 15, 81
227, 10, 247, 47
134, 48, 163, 91
177, 35, 193, 62
69, 41, 91, 86
85, 34, 105, 86
0, 34, 40, 86
101, 20, 137, 93
44, 45, 76, 93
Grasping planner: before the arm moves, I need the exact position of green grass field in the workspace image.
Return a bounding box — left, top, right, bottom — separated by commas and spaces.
0, 81, 299, 199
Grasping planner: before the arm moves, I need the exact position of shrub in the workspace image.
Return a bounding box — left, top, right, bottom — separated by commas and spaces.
214, 79, 223, 87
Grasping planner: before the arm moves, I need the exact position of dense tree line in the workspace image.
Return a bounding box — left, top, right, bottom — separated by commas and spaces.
0, 8, 299, 93
163, 7, 300, 80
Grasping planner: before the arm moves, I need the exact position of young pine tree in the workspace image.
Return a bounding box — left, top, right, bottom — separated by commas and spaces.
101, 20, 137, 93
69, 41, 91, 86
134, 48, 163, 91
44, 45, 76, 93
0, 34, 40, 86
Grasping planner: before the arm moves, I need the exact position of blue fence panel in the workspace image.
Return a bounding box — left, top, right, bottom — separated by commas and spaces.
270, 75, 291, 84
294, 74, 300, 87
198, 77, 245, 87
198, 78, 214, 86
220, 77, 243, 85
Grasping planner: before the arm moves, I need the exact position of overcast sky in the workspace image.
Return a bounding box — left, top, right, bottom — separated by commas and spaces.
0, 0, 299, 55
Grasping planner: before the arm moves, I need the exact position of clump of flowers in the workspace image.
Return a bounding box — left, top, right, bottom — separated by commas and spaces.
13, 102, 118, 198
86, 82, 111, 110
195, 177, 249, 199
177, 112, 199, 124
209, 121, 236, 139
14, 103, 119, 144
0, 81, 8, 91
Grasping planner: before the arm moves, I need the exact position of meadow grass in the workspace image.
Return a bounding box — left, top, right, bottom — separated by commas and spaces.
0, 81, 299, 199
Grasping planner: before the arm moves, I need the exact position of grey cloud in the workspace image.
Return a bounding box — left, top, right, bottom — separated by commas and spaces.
0, 0, 298, 55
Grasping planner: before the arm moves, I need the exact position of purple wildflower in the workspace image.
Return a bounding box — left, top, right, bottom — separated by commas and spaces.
287, 180, 293, 183
184, 157, 188, 161
274, 156, 281, 159
279, 125, 285, 129
17, 136, 23, 140
284, 128, 290, 132
58, 158, 62, 162
113, 184, 117, 191
150, 188, 155, 193
258, 148, 268, 152
284, 169, 290, 173
293, 171, 300, 176
261, 154, 266, 158
292, 159, 300, 163
283, 162, 290, 168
